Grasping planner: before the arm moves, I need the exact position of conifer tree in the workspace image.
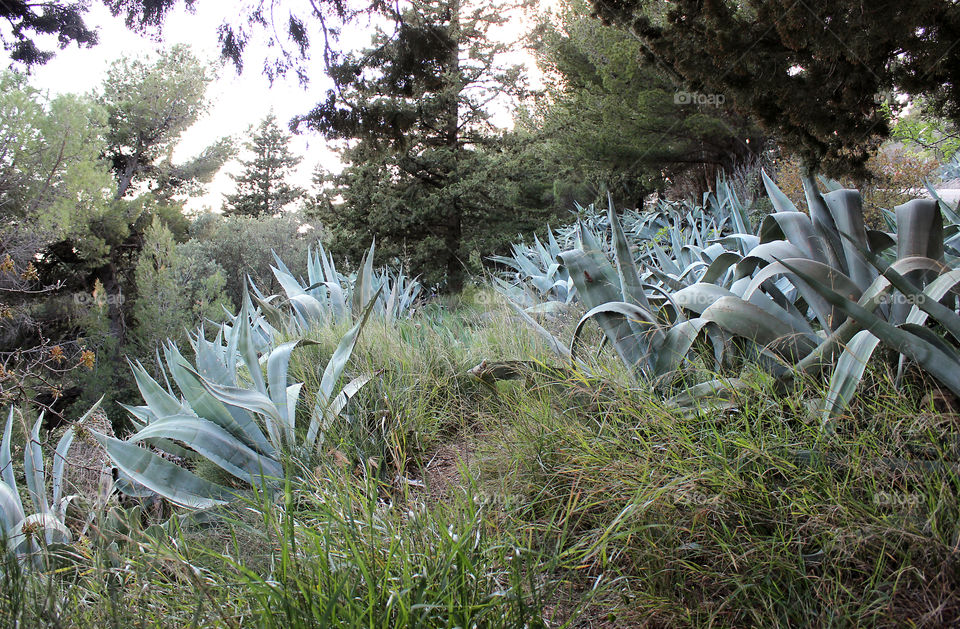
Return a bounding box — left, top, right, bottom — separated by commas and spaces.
224, 114, 303, 217
306, 0, 535, 291
591, 0, 960, 177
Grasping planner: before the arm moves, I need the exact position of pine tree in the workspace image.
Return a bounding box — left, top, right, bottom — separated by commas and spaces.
224, 114, 304, 218
591, 0, 960, 177
306, 0, 534, 291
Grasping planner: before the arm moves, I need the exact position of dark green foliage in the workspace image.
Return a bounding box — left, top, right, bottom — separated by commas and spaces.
529, 0, 765, 205
186, 212, 310, 306
224, 114, 303, 217
591, 0, 960, 177
0, 1, 99, 66
307, 0, 565, 290
1, 0, 190, 68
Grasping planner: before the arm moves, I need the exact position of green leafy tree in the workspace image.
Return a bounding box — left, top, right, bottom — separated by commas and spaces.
186, 212, 310, 306
528, 0, 765, 205
79, 45, 228, 360
591, 0, 960, 177
891, 100, 960, 164
307, 0, 550, 290
0, 72, 112, 414
224, 114, 304, 217
132, 217, 231, 354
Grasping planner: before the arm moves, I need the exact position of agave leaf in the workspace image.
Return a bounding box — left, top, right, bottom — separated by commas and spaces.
821, 330, 882, 423
237, 289, 267, 395
0, 481, 25, 536
267, 340, 301, 441
324, 281, 349, 323
652, 318, 710, 377
572, 301, 662, 377
847, 238, 960, 340
130, 360, 181, 418
92, 430, 233, 509
896, 199, 944, 261
822, 189, 876, 292
385, 274, 401, 324
270, 265, 309, 299
792, 257, 945, 377
7, 512, 71, 555
285, 383, 302, 443
130, 415, 283, 482
502, 298, 571, 359
700, 296, 819, 362
1, 408, 22, 515
744, 258, 860, 332
352, 241, 376, 319
561, 248, 650, 365
667, 378, 747, 410
250, 290, 287, 333
671, 283, 737, 315
779, 260, 960, 398
924, 180, 960, 225
608, 194, 651, 309
189, 373, 285, 448
701, 251, 741, 285
307, 374, 373, 451
23, 415, 47, 516
759, 212, 828, 264
164, 344, 271, 455
738, 241, 808, 276
905, 268, 960, 331
193, 335, 235, 387
51, 426, 76, 512
762, 170, 799, 213
318, 292, 378, 405
802, 174, 845, 271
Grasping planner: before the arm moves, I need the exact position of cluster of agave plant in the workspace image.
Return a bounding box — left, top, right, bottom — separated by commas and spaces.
1, 242, 420, 569
217, 240, 421, 354
90, 292, 379, 509
7, 176, 960, 568
87, 241, 422, 509
495, 172, 960, 425
250, 241, 421, 332
490, 181, 753, 312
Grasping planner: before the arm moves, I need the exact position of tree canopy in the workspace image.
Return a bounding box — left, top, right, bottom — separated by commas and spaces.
528, 0, 765, 206
309, 0, 565, 290
591, 0, 960, 177
224, 114, 303, 217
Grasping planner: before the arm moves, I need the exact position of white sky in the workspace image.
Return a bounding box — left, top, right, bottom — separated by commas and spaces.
13, 2, 340, 213
5, 1, 546, 213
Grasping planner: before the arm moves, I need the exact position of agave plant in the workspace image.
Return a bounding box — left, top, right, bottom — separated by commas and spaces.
782, 228, 960, 424
489, 229, 576, 312
1, 403, 106, 565
92, 293, 378, 509
265, 241, 421, 329
497, 168, 958, 423
499, 197, 730, 386
492, 178, 754, 312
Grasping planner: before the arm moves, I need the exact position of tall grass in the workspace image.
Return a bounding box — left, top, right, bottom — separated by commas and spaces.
3, 296, 958, 626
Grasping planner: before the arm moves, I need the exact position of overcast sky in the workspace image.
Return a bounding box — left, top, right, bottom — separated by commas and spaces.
3, 1, 543, 213
7, 2, 342, 212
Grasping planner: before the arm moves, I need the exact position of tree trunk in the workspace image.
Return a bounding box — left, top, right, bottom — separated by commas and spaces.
443, 0, 464, 293
93, 258, 127, 363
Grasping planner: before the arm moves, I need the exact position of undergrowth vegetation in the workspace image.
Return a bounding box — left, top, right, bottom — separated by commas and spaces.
4, 179, 960, 627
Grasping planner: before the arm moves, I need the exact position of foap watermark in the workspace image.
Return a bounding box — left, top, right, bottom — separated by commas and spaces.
873, 492, 922, 507
674, 91, 725, 107
674, 489, 723, 506
73, 291, 124, 307
473, 491, 523, 509
873, 293, 931, 307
